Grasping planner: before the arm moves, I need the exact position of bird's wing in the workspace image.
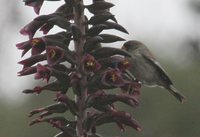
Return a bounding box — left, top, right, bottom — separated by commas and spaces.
141, 53, 173, 85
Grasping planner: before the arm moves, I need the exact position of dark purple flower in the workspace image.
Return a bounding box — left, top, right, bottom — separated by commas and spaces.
111, 111, 142, 131
34, 64, 51, 82
46, 46, 65, 66
101, 68, 129, 87
93, 110, 142, 131
33, 86, 43, 94
24, 0, 44, 15
29, 116, 73, 133
18, 54, 46, 68
20, 20, 45, 39
29, 117, 43, 126
18, 66, 37, 76
40, 23, 54, 34
98, 56, 131, 71
86, 91, 139, 109
22, 86, 44, 94
16, 38, 46, 57
20, 12, 71, 39
31, 38, 46, 55
16, 41, 32, 57
19, 13, 56, 39
82, 54, 101, 73
121, 81, 142, 99
29, 102, 68, 118
117, 58, 131, 71
56, 92, 78, 115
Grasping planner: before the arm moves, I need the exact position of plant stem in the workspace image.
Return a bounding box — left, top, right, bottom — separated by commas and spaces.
73, 0, 87, 137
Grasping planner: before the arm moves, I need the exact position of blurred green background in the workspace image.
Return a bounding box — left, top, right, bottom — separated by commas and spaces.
0, 0, 200, 137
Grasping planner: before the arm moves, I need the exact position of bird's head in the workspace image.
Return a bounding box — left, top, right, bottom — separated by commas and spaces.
122, 40, 143, 51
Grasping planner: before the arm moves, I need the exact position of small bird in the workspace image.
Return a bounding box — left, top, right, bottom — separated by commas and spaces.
122, 40, 186, 103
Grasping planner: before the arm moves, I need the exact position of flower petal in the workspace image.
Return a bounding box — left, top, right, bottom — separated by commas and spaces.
46, 46, 65, 66
25, 0, 44, 14
18, 54, 46, 68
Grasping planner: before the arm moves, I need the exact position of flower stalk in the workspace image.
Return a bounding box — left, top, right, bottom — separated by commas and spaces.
73, 0, 87, 136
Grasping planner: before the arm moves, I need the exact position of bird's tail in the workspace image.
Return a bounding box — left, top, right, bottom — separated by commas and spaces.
167, 85, 186, 103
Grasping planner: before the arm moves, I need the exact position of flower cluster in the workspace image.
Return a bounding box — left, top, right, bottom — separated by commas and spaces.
17, 0, 142, 137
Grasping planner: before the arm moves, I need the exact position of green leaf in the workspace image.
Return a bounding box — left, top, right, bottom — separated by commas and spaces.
103, 21, 129, 34
47, 16, 71, 30
84, 36, 103, 53
86, 92, 138, 109
90, 47, 131, 59
85, 1, 115, 14
99, 34, 125, 43
42, 80, 70, 93
29, 103, 68, 117
86, 24, 107, 37
88, 14, 115, 25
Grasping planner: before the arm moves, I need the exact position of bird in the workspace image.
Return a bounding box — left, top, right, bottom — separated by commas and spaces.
122, 40, 186, 103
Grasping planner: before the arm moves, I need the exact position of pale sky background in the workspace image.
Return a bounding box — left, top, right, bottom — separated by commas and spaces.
0, 0, 199, 102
